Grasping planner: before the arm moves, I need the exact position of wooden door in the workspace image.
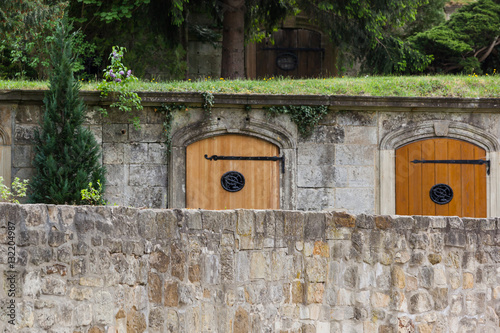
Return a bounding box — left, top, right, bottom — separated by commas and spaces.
186, 135, 280, 210
396, 138, 487, 217
255, 28, 323, 78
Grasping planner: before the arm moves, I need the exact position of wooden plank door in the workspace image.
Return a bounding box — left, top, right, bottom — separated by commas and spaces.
186, 135, 280, 210
255, 28, 323, 79
396, 138, 487, 217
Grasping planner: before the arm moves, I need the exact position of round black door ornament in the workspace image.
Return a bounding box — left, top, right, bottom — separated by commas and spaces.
276, 53, 298, 71
430, 184, 453, 205
221, 171, 245, 192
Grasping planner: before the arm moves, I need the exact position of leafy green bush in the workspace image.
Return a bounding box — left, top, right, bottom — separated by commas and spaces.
81, 180, 107, 206
0, 177, 29, 204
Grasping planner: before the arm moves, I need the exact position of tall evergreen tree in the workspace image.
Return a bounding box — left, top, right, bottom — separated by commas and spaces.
30, 20, 106, 205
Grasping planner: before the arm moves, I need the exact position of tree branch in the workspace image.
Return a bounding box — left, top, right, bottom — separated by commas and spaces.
474, 36, 500, 62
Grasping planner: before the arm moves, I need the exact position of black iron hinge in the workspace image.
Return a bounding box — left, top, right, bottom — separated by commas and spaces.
411, 159, 490, 175
205, 154, 285, 173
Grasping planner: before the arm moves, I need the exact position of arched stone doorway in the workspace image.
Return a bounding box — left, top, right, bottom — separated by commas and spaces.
395, 138, 487, 217
379, 121, 500, 217
169, 117, 296, 209
186, 134, 281, 209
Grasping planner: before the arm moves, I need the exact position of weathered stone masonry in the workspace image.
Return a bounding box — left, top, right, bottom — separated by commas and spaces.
2, 91, 500, 214
0, 203, 499, 332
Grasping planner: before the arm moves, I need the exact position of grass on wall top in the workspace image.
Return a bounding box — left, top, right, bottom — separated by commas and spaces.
1, 74, 499, 98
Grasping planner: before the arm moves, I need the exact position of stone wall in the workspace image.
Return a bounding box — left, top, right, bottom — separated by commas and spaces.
1, 203, 499, 332
2, 91, 500, 214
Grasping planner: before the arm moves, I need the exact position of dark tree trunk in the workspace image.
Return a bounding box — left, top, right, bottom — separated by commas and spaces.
221, 0, 245, 79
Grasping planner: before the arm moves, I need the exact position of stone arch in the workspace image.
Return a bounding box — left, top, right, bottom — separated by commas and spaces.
0, 126, 9, 145
379, 120, 500, 216
169, 117, 297, 209
0, 125, 11, 190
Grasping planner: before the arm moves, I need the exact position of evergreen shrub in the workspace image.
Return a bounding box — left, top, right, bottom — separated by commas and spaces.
30, 20, 106, 205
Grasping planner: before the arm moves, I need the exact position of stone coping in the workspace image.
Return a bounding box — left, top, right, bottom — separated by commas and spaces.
1, 89, 500, 111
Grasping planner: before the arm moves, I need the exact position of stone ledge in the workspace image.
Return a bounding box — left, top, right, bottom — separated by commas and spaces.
2, 89, 500, 111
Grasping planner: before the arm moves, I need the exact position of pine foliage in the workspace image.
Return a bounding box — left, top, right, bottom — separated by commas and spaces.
410, 0, 500, 73
30, 20, 106, 205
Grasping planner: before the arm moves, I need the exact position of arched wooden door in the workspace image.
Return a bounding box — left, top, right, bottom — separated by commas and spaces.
186, 135, 280, 210
396, 138, 487, 217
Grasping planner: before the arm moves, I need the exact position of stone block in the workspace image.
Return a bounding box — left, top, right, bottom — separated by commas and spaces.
156, 210, 179, 240
202, 210, 237, 233
306, 283, 325, 304
392, 265, 406, 289
171, 244, 186, 281
124, 143, 148, 164
93, 290, 114, 325
297, 164, 347, 187
237, 210, 255, 249
283, 210, 305, 238
102, 124, 129, 142
431, 288, 448, 310
129, 124, 163, 142
301, 125, 344, 144
356, 214, 375, 229
445, 230, 466, 247
250, 252, 268, 280
297, 144, 335, 165
148, 143, 167, 164
347, 165, 374, 188
305, 257, 327, 282
236, 252, 249, 282
409, 232, 429, 249
335, 188, 374, 214
15, 104, 41, 124
409, 292, 434, 314
297, 188, 335, 211
89, 125, 103, 145
221, 247, 234, 282
137, 209, 157, 238
103, 143, 124, 164
343, 125, 377, 144
335, 144, 375, 166
129, 164, 167, 186
14, 124, 37, 144
233, 307, 250, 333
304, 212, 326, 240
374, 215, 393, 229
13, 145, 34, 168
463, 272, 474, 289
126, 306, 147, 332
150, 250, 170, 273
447, 216, 464, 229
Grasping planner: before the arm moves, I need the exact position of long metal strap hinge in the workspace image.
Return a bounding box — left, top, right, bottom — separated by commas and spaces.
204, 154, 285, 173
411, 159, 490, 175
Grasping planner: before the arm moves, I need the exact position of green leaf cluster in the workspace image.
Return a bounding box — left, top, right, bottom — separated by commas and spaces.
0, 177, 29, 204
30, 20, 106, 205
410, 0, 500, 73
265, 105, 328, 137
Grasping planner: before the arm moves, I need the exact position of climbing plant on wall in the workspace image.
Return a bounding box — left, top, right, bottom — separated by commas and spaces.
264, 105, 329, 137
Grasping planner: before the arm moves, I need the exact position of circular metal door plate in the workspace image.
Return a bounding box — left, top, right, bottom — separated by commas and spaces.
221, 171, 245, 192
430, 184, 453, 205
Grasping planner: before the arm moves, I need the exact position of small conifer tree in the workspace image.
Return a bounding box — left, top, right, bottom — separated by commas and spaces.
30, 20, 106, 204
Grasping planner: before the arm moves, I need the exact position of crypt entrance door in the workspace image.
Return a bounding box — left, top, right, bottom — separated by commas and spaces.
395, 138, 487, 217
186, 134, 280, 210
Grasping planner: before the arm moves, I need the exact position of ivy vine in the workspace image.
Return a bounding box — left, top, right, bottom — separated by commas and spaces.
201, 91, 214, 116
264, 105, 329, 137
157, 103, 187, 153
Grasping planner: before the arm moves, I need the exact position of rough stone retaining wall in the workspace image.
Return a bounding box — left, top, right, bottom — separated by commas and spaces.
1, 204, 499, 332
